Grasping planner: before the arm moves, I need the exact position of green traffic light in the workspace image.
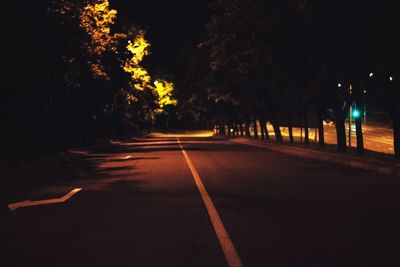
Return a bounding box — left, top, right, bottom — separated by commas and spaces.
352, 109, 361, 118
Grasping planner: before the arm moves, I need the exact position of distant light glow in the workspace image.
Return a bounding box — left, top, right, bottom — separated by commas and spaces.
390, 76, 393, 81
149, 131, 215, 138
338, 83, 342, 88
369, 72, 374, 78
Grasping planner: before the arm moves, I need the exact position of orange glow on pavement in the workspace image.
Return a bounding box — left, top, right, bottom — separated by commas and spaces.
149, 131, 215, 138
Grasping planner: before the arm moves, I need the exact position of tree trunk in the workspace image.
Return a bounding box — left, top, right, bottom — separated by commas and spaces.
288, 119, 294, 143
299, 112, 302, 142
300, 127, 303, 142
259, 117, 265, 140
355, 116, 364, 154
304, 127, 309, 144
304, 110, 309, 144
239, 122, 244, 137
264, 121, 270, 142
245, 119, 251, 137
335, 111, 347, 152
317, 109, 325, 148
272, 120, 283, 142
253, 119, 259, 138
219, 120, 225, 135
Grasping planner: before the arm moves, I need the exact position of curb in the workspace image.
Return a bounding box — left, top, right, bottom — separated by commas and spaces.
230, 138, 400, 176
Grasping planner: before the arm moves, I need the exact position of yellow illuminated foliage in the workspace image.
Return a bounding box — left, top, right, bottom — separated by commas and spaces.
122, 33, 177, 111
123, 32, 152, 90
123, 66, 152, 91
54, 0, 177, 113
80, 0, 126, 56
153, 79, 177, 112
132, 68, 152, 91
126, 32, 151, 65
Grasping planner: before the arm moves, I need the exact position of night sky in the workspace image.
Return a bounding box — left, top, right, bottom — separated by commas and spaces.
113, 0, 209, 80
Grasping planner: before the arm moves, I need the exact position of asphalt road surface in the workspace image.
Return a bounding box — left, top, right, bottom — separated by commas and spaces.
2, 135, 400, 267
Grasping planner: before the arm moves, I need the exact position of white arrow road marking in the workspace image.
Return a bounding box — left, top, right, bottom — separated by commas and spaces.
8, 188, 82, 211
177, 139, 243, 267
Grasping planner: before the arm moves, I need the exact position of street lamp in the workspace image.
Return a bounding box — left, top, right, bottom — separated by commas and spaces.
369, 72, 374, 78
389, 76, 393, 81
338, 83, 342, 88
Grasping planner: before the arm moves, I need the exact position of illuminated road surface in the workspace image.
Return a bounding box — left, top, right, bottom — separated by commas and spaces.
257, 123, 394, 154
324, 123, 394, 153
1, 134, 400, 267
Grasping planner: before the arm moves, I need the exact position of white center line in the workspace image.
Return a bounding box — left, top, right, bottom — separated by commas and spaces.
177, 138, 243, 267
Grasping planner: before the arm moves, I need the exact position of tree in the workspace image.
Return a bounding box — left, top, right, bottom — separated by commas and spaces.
201, 0, 319, 143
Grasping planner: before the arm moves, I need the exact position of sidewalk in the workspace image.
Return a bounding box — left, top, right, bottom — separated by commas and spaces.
230, 137, 400, 176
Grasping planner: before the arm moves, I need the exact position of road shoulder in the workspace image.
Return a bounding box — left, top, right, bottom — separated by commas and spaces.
230, 137, 400, 176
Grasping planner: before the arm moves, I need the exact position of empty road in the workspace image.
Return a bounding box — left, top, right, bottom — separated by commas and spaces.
2, 134, 400, 267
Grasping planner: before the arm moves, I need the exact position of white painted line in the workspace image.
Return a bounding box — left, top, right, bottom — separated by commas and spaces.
8, 188, 82, 211
177, 139, 243, 267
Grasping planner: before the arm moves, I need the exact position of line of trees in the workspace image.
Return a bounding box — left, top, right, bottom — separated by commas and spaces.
184, 0, 400, 158
3, 0, 177, 159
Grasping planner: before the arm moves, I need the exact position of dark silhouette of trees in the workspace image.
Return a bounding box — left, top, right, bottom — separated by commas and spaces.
3, 0, 178, 161
200, 0, 319, 141
194, 0, 400, 158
